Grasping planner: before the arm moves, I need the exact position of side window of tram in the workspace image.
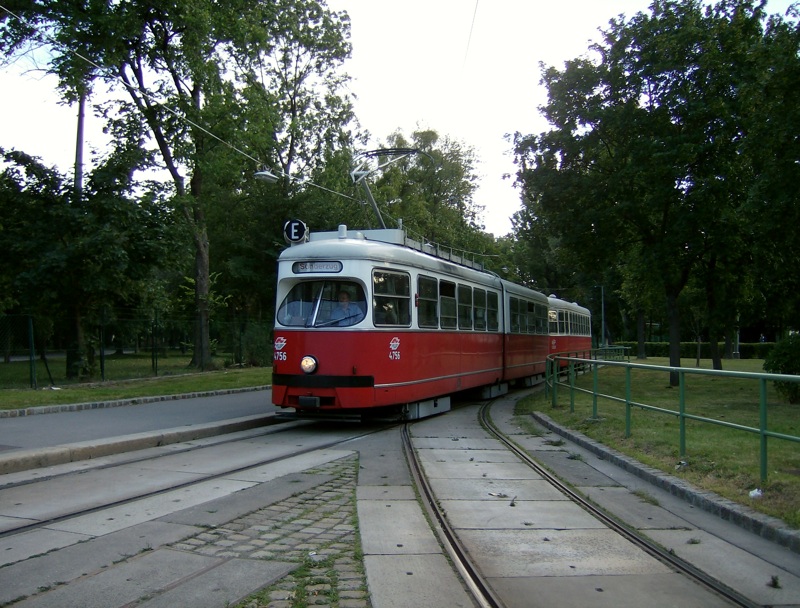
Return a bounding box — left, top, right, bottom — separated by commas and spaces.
487, 292, 499, 332
510, 297, 521, 333
373, 270, 411, 326
418, 275, 439, 328
458, 285, 473, 330
548, 309, 558, 334
474, 289, 487, 331
535, 303, 547, 334
440, 281, 457, 329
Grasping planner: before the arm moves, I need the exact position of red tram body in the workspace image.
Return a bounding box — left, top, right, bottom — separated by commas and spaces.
271, 226, 590, 419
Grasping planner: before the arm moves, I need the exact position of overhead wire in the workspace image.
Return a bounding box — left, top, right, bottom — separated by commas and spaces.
463, 0, 480, 70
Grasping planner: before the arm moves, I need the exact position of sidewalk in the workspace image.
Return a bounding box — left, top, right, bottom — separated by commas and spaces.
0, 388, 275, 475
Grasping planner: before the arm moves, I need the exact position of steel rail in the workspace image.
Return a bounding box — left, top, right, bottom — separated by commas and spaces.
401, 422, 504, 608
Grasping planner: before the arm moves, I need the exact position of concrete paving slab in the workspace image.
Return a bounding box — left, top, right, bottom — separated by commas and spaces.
457, 528, 671, 577
13, 547, 220, 608
358, 500, 441, 555
0, 521, 200, 606
415, 447, 521, 464
488, 572, 731, 608
46, 478, 256, 536
410, 436, 503, 450
530, 448, 619, 486
358, 454, 410, 485
421, 460, 543, 480
0, 527, 91, 567
442, 499, 606, 530
413, 406, 485, 433
131, 436, 310, 475
645, 528, 800, 605
427, 476, 569, 501
0, 515, 38, 533
162, 473, 333, 528
364, 554, 474, 608
223, 448, 354, 482
357, 485, 416, 500
0, 466, 207, 521
138, 557, 296, 608
578, 485, 695, 530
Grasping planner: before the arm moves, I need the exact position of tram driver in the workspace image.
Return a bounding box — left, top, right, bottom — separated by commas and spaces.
331, 290, 365, 326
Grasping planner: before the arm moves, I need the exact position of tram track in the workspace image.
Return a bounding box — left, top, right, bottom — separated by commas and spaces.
0, 419, 393, 541
480, 402, 763, 608
402, 399, 761, 608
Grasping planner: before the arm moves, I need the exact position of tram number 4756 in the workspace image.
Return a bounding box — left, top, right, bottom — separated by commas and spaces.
388, 337, 401, 361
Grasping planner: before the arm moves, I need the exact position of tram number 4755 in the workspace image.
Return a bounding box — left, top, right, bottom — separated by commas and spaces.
389, 351, 401, 361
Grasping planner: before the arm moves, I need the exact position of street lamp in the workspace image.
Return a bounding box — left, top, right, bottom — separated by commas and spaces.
255, 168, 359, 203
254, 170, 280, 183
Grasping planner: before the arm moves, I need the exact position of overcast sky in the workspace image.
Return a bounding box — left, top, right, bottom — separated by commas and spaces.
1, 0, 795, 236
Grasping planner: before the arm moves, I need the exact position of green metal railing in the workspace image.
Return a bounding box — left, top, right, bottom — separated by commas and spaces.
545, 349, 800, 482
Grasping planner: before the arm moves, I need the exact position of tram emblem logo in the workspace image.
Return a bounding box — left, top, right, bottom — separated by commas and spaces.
274, 336, 287, 351
388, 336, 401, 361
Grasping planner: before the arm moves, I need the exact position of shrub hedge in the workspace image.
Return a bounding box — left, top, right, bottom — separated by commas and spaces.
614, 341, 773, 360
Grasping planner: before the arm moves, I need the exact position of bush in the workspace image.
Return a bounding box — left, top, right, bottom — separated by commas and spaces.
763, 334, 800, 404
241, 323, 273, 367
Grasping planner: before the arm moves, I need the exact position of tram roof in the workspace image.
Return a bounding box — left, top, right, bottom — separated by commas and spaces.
548, 295, 591, 315
279, 226, 499, 285
279, 226, 550, 302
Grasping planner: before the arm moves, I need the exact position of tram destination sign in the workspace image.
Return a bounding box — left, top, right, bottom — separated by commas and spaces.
292, 261, 343, 274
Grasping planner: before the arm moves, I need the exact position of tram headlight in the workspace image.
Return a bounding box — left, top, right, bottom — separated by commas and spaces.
300, 355, 318, 374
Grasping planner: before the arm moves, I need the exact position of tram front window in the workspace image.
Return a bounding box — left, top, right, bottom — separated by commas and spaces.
277, 280, 366, 327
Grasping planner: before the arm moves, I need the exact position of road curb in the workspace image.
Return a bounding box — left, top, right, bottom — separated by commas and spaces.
532, 411, 800, 555
0, 385, 272, 418
0, 414, 274, 476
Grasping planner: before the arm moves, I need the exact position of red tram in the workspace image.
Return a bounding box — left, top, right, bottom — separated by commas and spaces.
271, 225, 591, 420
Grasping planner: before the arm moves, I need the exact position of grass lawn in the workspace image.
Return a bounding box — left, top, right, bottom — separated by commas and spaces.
0, 354, 272, 410
516, 357, 800, 529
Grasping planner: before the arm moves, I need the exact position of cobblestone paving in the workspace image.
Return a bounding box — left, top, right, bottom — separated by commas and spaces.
171, 454, 371, 608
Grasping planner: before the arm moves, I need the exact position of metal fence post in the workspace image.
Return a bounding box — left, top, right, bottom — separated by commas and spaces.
545, 358, 550, 399
760, 377, 768, 482
569, 361, 575, 412
592, 361, 599, 419
679, 370, 686, 457
551, 359, 558, 408
625, 366, 631, 438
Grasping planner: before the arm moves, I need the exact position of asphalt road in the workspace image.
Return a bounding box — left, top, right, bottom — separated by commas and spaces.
0, 389, 277, 453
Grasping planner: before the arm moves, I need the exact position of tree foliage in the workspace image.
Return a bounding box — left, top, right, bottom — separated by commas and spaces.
1, 0, 356, 369
0, 147, 177, 376
513, 0, 800, 378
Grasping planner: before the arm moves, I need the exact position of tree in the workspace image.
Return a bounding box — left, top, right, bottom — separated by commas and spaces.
513, 0, 799, 380
1, 0, 355, 369
0, 147, 176, 376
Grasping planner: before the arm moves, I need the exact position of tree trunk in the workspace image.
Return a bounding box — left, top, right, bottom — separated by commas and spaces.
66, 308, 85, 379
190, 223, 212, 370
636, 308, 647, 359
709, 336, 723, 370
